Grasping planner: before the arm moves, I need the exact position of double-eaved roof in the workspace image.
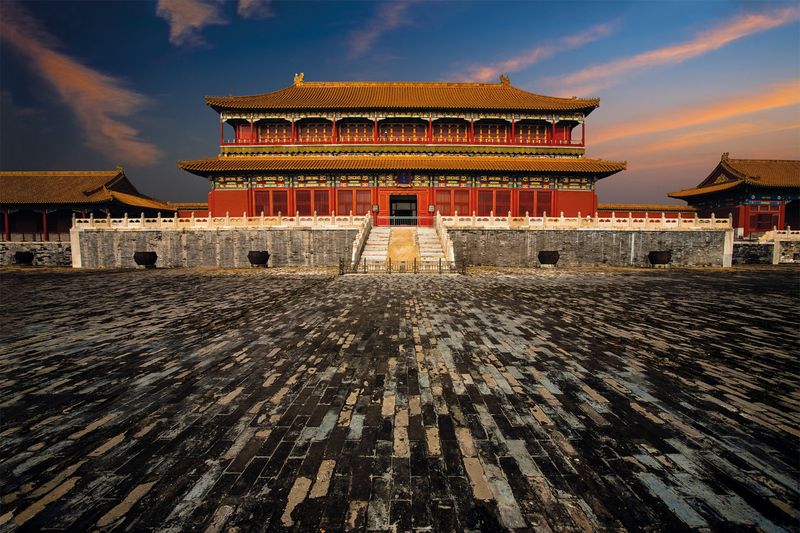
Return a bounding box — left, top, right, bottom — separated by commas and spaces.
179, 156, 626, 176
0, 168, 174, 211
206, 77, 599, 113
669, 154, 800, 199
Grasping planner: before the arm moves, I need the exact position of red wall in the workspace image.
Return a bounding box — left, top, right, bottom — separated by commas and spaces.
208, 187, 603, 221
554, 190, 595, 217
209, 189, 249, 217
596, 210, 696, 219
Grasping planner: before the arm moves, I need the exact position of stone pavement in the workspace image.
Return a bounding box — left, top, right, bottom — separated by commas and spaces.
0, 267, 798, 531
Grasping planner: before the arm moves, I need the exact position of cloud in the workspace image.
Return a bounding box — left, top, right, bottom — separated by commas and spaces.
0, 2, 162, 165
156, 0, 226, 46
237, 0, 273, 19
592, 78, 800, 146
465, 22, 618, 83
349, 0, 414, 59
547, 6, 800, 96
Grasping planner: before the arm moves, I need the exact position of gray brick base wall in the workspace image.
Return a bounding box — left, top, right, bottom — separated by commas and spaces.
449, 229, 729, 267
74, 228, 358, 268
0, 242, 72, 266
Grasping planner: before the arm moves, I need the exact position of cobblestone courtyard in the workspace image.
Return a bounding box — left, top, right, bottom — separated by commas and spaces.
0, 267, 798, 531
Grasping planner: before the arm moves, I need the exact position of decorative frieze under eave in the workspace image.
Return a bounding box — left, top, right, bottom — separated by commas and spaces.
219, 111, 586, 123
219, 144, 586, 158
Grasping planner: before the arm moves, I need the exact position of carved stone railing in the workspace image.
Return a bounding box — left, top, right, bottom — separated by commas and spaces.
437, 211, 733, 231
758, 227, 800, 242
433, 212, 456, 262
350, 214, 373, 266
72, 211, 366, 230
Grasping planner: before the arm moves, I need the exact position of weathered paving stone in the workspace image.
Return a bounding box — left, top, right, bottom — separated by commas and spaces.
0, 266, 798, 531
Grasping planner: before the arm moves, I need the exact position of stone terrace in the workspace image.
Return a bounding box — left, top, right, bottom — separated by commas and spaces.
0, 267, 798, 531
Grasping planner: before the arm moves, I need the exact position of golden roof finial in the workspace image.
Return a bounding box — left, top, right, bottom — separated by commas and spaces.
294, 72, 305, 85
499, 73, 510, 86
721, 152, 730, 161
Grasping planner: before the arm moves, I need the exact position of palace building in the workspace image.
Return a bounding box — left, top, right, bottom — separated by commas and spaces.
669, 154, 799, 236
178, 74, 626, 225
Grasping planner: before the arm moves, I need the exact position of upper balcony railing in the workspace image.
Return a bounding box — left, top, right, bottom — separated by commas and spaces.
221, 136, 585, 147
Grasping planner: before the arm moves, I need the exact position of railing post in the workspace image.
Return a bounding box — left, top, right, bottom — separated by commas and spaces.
278, 211, 282, 225
313, 210, 317, 226
388, 257, 392, 274
89, 212, 94, 227
542, 211, 547, 229
156, 211, 161, 228
243, 211, 247, 227
525, 211, 530, 227
225, 211, 230, 226
628, 212, 633, 228
124, 212, 129, 227
661, 212, 666, 226
349, 210, 353, 225
296, 211, 301, 227
191, 212, 195, 227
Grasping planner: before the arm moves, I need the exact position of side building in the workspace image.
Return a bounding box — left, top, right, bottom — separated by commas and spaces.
178, 74, 625, 225
669, 154, 799, 237
0, 168, 174, 242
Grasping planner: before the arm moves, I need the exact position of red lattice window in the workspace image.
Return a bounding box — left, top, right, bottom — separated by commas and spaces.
518, 191, 534, 216
272, 190, 288, 216
435, 189, 451, 215
495, 191, 511, 216
477, 190, 493, 216
454, 190, 470, 215
536, 191, 552, 217
355, 190, 372, 215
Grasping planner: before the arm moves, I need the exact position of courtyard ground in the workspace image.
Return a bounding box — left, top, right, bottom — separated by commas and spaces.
0, 267, 798, 531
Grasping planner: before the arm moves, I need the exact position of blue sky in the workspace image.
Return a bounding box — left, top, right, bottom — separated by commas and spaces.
1, 0, 798, 203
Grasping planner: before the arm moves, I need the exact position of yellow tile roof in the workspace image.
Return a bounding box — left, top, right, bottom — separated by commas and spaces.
178, 156, 626, 176
669, 156, 799, 199
206, 80, 599, 113
0, 168, 173, 210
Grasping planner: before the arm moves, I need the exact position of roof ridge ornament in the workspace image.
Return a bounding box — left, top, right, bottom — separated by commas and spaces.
721, 152, 730, 161
499, 73, 510, 86
294, 72, 305, 85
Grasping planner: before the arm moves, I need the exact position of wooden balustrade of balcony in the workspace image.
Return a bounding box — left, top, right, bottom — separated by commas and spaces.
222, 135, 585, 147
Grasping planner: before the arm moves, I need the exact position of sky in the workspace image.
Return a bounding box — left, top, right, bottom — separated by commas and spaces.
1, 0, 798, 204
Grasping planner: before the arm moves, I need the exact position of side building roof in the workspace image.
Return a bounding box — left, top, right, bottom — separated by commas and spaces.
669, 154, 800, 199
178, 156, 626, 177
0, 168, 174, 211
206, 76, 599, 114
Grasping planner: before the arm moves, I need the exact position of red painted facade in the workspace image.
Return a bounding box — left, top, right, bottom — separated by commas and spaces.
180, 76, 627, 223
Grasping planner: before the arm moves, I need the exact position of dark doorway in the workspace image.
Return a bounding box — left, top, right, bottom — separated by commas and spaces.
390, 195, 417, 225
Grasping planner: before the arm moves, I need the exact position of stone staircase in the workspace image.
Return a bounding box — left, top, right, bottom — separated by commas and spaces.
357, 226, 447, 264
416, 227, 446, 261
360, 227, 391, 262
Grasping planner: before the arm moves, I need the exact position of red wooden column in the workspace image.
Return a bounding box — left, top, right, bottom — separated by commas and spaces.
332, 118, 337, 143
3, 210, 9, 241
510, 120, 515, 144
250, 120, 255, 144
219, 117, 224, 145
42, 211, 48, 242
290, 119, 296, 143
469, 119, 475, 143
550, 121, 556, 145
428, 116, 433, 143
373, 118, 378, 143
581, 121, 586, 146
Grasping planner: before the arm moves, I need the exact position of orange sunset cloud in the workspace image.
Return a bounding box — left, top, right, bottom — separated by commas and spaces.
592, 78, 800, 146
547, 5, 800, 96
0, 2, 162, 166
